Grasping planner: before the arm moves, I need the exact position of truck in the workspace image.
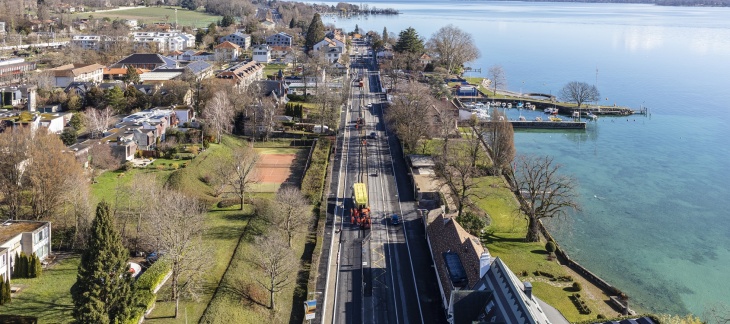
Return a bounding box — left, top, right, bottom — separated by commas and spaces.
358, 78, 364, 88
351, 183, 371, 229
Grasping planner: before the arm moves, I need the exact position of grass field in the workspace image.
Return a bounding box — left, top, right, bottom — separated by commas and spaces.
76, 6, 222, 28
0, 256, 79, 323
474, 176, 619, 320
263, 63, 289, 78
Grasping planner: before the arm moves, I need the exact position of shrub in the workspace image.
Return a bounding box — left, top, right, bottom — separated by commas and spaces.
171, 163, 179, 170
597, 314, 606, 319
136, 258, 171, 292
545, 241, 556, 253
573, 282, 582, 292
301, 138, 332, 203
217, 198, 251, 208
121, 161, 134, 171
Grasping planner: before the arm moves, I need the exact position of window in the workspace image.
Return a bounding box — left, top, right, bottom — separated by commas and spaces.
1, 255, 5, 266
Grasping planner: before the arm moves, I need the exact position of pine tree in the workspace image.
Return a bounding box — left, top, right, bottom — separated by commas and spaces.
4, 277, 10, 304
394, 27, 424, 54
0, 275, 6, 305
355, 24, 360, 34
289, 18, 295, 29
383, 27, 389, 44
305, 13, 325, 51
28, 254, 36, 278
72, 201, 135, 324
123, 66, 140, 84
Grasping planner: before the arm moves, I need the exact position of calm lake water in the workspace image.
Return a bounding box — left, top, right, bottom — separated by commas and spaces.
307, 0, 730, 316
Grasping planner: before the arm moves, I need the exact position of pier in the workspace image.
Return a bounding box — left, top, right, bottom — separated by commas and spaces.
509, 120, 586, 129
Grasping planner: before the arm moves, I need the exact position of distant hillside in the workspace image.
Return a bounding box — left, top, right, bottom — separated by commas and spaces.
489, 0, 730, 7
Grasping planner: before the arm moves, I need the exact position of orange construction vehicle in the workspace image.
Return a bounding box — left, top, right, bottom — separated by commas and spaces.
351, 183, 371, 229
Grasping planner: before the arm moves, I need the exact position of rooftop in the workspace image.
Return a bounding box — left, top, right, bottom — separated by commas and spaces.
0, 220, 46, 244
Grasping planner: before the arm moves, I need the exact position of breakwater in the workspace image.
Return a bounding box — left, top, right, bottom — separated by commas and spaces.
509, 121, 586, 129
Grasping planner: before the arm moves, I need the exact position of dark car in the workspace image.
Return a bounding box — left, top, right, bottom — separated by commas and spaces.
391, 214, 400, 225
369, 132, 377, 139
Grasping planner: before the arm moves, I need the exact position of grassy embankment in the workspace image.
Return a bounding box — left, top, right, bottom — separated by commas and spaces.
74, 7, 221, 28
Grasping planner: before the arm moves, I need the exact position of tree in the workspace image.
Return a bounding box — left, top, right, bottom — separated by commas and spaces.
123, 66, 140, 84
60, 127, 78, 146
427, 24, 480, 74
289, 17, 295, 29
559, 81, 600, 109
268, 186, 312, 247
0, 275, 10, 305
203, 91, 234, 144
514, 155, 580, 242
488, 65, 507, 97
481, 109, 515, 176
85, 107, 113, 139
354, 24, 360, 34
88, 142, 121, 182
227, 146, 259, 210
220, 15, 235, 28
435, 139, 486, 218
383, 26, 389, 44
151, 189, 210, 318
70, 113, 85, 131
394, 27, 424, 54
73, 201, 135, 324
250, 234, 298, 310
455, 211, 485, 236
180, 0, 196, 10
66, 93, 83, 111
104, 87, 125, 113
305, 13, 325, 51
384, 82, 434, 152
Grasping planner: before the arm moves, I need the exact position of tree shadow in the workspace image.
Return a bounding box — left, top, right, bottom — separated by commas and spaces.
484, 232, 526, 243
531, 249, 549, 255
217, 279, 269, 309
288, 231, 318, 324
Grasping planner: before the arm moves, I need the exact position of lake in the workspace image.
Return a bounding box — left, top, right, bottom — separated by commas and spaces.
307, 0, 730, 317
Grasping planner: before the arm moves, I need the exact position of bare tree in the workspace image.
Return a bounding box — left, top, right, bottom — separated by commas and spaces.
226, 146, 259, 210
488, 65, 507, 97
204, 91, 234, 144
481, 109, 515, 176
269, 186, 312, 247
559, 81, 600, 109
250, 234, 298, 311
88, 142, 121, 182
151, 189, 211, 319
435, 141, 486, 218
514, 155, 579, 242
384, 82, 434, 152
84, 106, 113, 139
427, 24, 480, 74
0, 128, 30, 219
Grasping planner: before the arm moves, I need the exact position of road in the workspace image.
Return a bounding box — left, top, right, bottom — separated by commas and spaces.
319, 40, 445, 324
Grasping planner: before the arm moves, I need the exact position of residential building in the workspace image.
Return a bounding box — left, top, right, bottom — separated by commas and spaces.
132, 31, 195, 53
218, 32, 251, 50
420, 53, 433, 66
216, 60, 264, 87
321, 46, 343, 63
214, 41, 241, 62
266, 32, 293, 47
103, 67, 148, 81
0, 58, 37, 85
114, 53, 178, 70
251, 45, 271, 63
424, 212, 569, 324
50, 63, 104, 87
139, 70, 184, 83
259, 20, 276, 31
184, 61, 214, 80
0, 85, 37, 111
0, 220, 52, 280
270, 46, 293, 60
71, 35, 130, 51
0, 22, 6, 36
39, 112, 72, 134
169, 50, 214, 62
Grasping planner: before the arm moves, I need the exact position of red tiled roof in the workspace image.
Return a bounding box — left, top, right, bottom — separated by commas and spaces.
214, 41, 241, 50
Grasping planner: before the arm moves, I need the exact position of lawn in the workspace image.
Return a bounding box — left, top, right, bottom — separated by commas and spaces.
263, 63, 288, 78
0, 256, 80, 323
76, 6, 222, 28
474, 176, 617, 321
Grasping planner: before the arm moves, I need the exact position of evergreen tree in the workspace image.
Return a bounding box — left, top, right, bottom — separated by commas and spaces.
123, 66, 140, 84
354, 24, 360, 34
60, 127, 78, 146
383, 26, 389, 44
394, 27, 424, 54
180, 0, 196, 10
289, 17, 295, 29
70, 113, 84, 131
104, 87, 125, 113
4, 277, 9, 304
72, 201, 135, 324
305, 13, 325, 51
220, 15, 235, 28
0, 275, 6, 305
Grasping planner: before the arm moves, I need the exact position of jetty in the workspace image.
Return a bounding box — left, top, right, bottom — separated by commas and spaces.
509, 120, 586, 129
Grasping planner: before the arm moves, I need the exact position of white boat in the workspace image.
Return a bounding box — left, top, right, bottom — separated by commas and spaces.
535, 116, 543, 121
518, 115, 527, 121
587, 112, 598, 120
507, 103, 512, 108
544, 107, 558, 114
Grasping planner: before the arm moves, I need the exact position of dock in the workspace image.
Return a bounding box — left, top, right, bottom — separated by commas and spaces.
509, 121, 586, 129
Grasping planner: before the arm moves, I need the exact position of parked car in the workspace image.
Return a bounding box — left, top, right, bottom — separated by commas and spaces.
369, 132, 377, 139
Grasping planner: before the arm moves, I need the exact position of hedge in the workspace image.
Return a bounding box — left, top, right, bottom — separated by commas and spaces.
127, 258, 171, 324
301, 138, 332, 204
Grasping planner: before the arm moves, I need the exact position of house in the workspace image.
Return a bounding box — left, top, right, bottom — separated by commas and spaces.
171, 50, 214, 62
184, 61, 214, 80
218, 32, 251, 50
253, 80, 289, 106
132, 31, 195, 52
71, 35, 101, 50
0, 85, 37, 111
377, 48, 394, 59
114, 53, 178, 70
50, 63, 105, 87
424, 212, 569, 324
103, 67, 148, 81
420, 53, 433, 66
214, 41, 241, 62
251, 45, 271, 63
172, 106, 195, 125
216, 61, 264, 87
139, 70, 183, 83
321, 46, 343, 63
266, 32, 293, 47
39, 112, 72, 134
0, 220, 52, 281
270, 46, 293, 61
0, 22, 6, 36
0, 58, 37, 86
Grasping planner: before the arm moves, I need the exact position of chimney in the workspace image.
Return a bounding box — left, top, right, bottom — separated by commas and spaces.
523, 282, 533, 299
479, 252, 491, 278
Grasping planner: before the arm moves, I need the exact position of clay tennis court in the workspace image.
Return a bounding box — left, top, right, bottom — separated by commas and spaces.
252, 147, 308, 192
256, 153, 298, 183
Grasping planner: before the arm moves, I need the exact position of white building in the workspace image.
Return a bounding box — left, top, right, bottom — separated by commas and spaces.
265, 32, 293, 47
219, 32, 251, 50
132, 31, 195, 53
71, 35, 130, 51
50, 63, 105, 87
0, 220, 52, 281
252, 44, 271, 63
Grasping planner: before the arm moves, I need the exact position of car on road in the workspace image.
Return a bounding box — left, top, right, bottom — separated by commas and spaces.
367, 103, 372, 108
391, 214, 400, 225
369, 132, 377, 139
